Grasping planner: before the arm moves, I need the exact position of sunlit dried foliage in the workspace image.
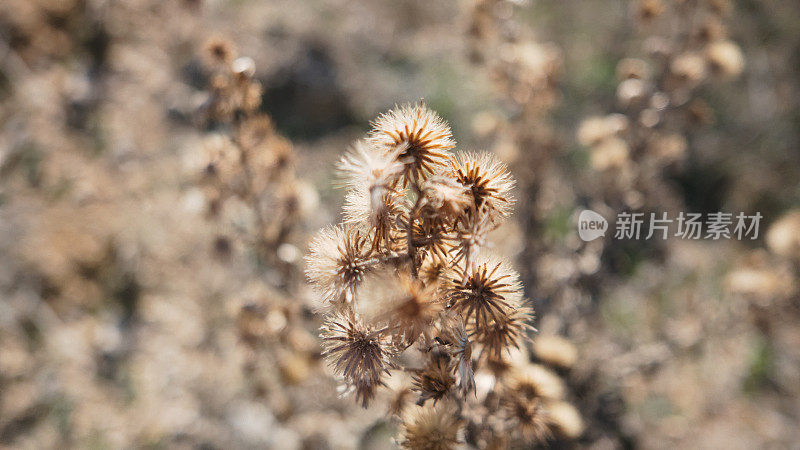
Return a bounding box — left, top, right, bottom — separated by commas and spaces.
306, 103, 581, 446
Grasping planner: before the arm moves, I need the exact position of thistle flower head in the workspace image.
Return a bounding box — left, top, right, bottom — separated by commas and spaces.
321, 312, 393, 407
450, 152, 515, 224
305, 225, 372, 305
363, 270, 445, 347
419, 175, 473, 227
400, 401, 463, 450
476, 302, 534, 358
369, 102, 456, 186
338, 139, 405, 192
343, 186, 405, 252
445, 256, 523, 330
500, 395, 552, 443
411, 355, 455, 406
412, 221, 456, 266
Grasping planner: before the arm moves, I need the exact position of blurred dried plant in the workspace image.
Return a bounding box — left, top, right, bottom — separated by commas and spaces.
196, 37, 304, 265
578, 0, 745, 211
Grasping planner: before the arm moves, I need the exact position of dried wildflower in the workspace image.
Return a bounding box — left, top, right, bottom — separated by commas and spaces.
307, 103, 564, 446
369, 102, 456, 185
445, 256, 523, 330
343, 186, 405, 252
338, 139, 405, 193
203, 36, 236, 68
411, 355, 455, 405
500, 395, 552, 443
418, 175, 473, 228
305, 225, 372, 304
476, 302, 534, 358
505, 364, 565, 401
399, 402, 463, 450
449, 152, 515, 224
412, 221, 455, 265
321, 312, 393, 407
366, 271, 445, 346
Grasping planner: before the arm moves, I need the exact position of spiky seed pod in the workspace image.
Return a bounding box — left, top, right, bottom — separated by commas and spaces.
321, 312, 393, 407
476, 302, 534, 359
305, 225, 372, 305
369, 102, 456, 186
400, 401, 463, 450
504, 364, 565, 401
450, 152, 515, 225
411, 221, 455, 265
338, 140, 405, 193
343, 187, 405, 252
363, 271, 445, 347
411, 354, 455, 406
418, 175, 473, 228
338, 140, 407, 251
500, 395, 552, 443
445, 256, 523, 330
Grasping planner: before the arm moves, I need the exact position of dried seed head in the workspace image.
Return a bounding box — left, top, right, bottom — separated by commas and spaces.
500, 395, 552, 443
412, 221, 456, 266
305, 225, 372, 305
411, 355, 455, 406
399, 401, 463, 450
450, 152, 516, 224
343, 187, 405, 252
338, 140, 405, 193
321, 312, 393, 407
505, 364, 566, 401
363, 270, 445, 346
369, 102, 456, 185
419, 175, 473, 227
203, 36, 236, 68
445, 256, 523, 330
476, 301, 534, 359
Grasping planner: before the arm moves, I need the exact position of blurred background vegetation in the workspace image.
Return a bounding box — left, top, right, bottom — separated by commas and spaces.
1, 0, 799, 448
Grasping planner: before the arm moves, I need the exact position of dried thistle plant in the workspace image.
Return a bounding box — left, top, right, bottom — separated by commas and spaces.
306, 102, 582, 447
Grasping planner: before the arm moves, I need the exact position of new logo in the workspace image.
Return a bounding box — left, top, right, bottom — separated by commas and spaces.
578, 209, 608, 241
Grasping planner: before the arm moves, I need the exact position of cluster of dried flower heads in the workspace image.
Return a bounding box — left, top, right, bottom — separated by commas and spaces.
306, 102, 582, 447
